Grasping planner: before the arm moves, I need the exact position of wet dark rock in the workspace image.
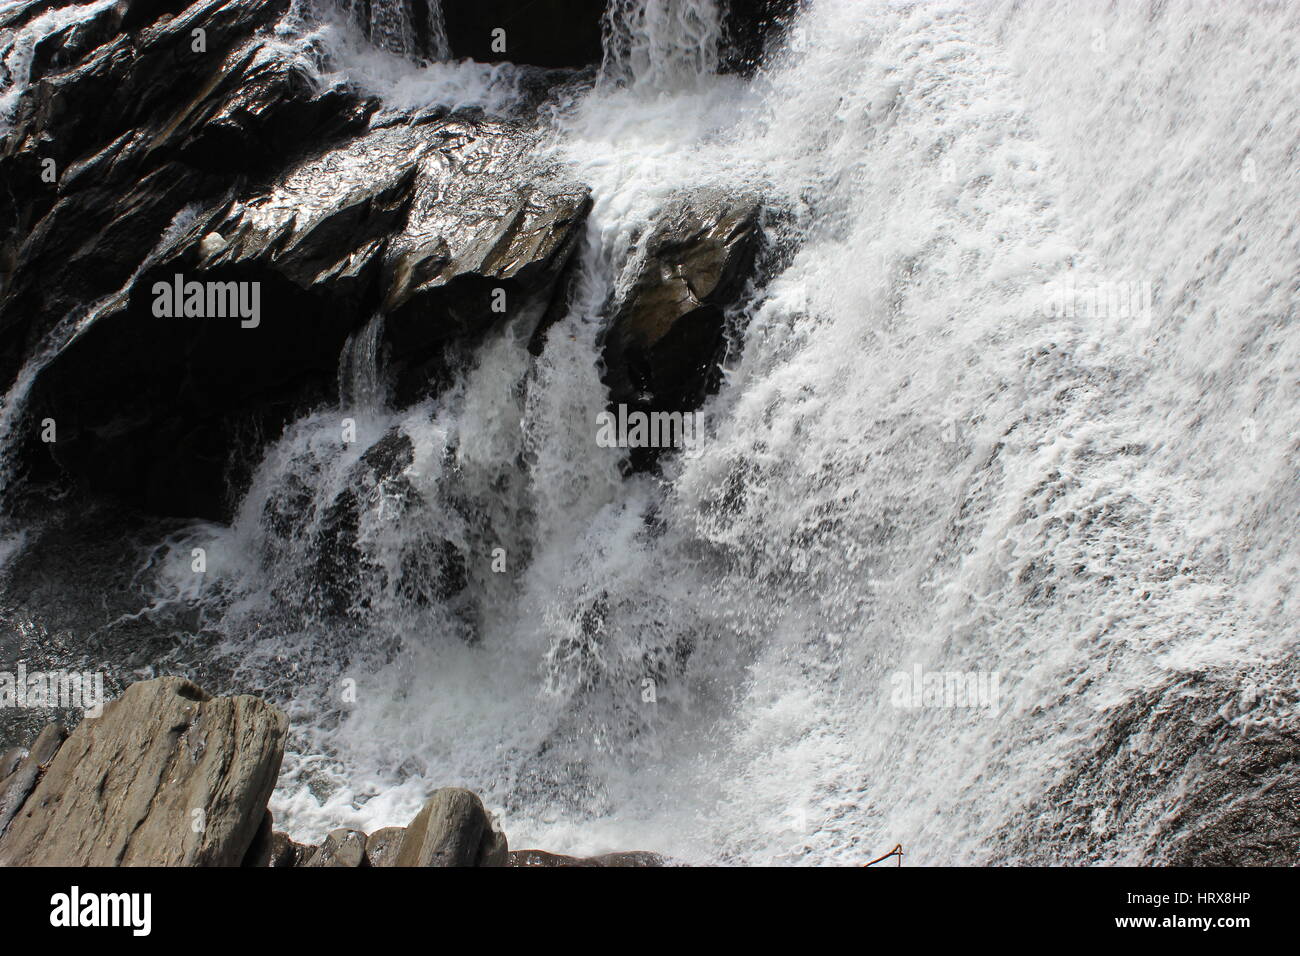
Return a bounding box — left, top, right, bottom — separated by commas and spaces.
377, 116, 591, 403
0, 0, 304, 357
601, 188, 762, 458
313, 429, 467, 616
0, 677, 286, 866
1, 0, 374, 518
304, 827, 370, 867
508, 848, 666, 867
722, 0, 803, 76
395, 788, 508, 867
996, 667, 1300, 866
0, 721, 66, 839
0, 1, 64, 34
22, 111, 588, 519
24, 0, 129, 83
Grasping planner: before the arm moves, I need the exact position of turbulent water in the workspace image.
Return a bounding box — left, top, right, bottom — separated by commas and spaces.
3, 0, 1298, 864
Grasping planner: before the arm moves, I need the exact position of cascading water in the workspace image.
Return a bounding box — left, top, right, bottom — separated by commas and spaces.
333, 0, 449, 62
3, 0, 1296, 864
601, 0, 724, 88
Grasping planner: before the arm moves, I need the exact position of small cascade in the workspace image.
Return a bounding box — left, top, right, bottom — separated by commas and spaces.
601, 0, 725, 89
337, 314, 388, 412
335, 0, 449, 62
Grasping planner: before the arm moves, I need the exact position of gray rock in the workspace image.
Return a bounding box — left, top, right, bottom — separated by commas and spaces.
304, 828, 370, 867
394, 788, 508, 867
0, 722, 66, 838
365, 826, 407, 867
602, 189, 762, 435
0, 677, 286, 866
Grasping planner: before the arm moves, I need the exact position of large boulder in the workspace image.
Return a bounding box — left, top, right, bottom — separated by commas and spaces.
0, 676, 286, 866
601, 189, 762, 459
394, 788, 508, 867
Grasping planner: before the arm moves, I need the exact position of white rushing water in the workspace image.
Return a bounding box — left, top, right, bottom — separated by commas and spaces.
10, 0, 1297, 863
333, 0, 448, 62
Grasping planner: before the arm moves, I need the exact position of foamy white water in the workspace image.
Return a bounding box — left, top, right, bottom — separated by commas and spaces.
14, 0, 1293, 864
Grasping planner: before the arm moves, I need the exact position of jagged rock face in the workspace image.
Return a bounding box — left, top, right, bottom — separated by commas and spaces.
16, 81, 588, 518
0, 0, 335, 371
0, 677, 287, 866
0, 0, 376, 514
602, 189, 762, 422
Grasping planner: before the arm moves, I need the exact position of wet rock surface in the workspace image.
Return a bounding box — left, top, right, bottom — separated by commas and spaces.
26, 110, 589, 518
3, 0, 591, 521
601, 189, 763, 452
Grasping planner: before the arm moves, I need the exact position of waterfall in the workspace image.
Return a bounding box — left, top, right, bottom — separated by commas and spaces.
4, 0, 1298, 865
601, 0, 725, 89
335, 0, 449, 62
337, 314, 387, 411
